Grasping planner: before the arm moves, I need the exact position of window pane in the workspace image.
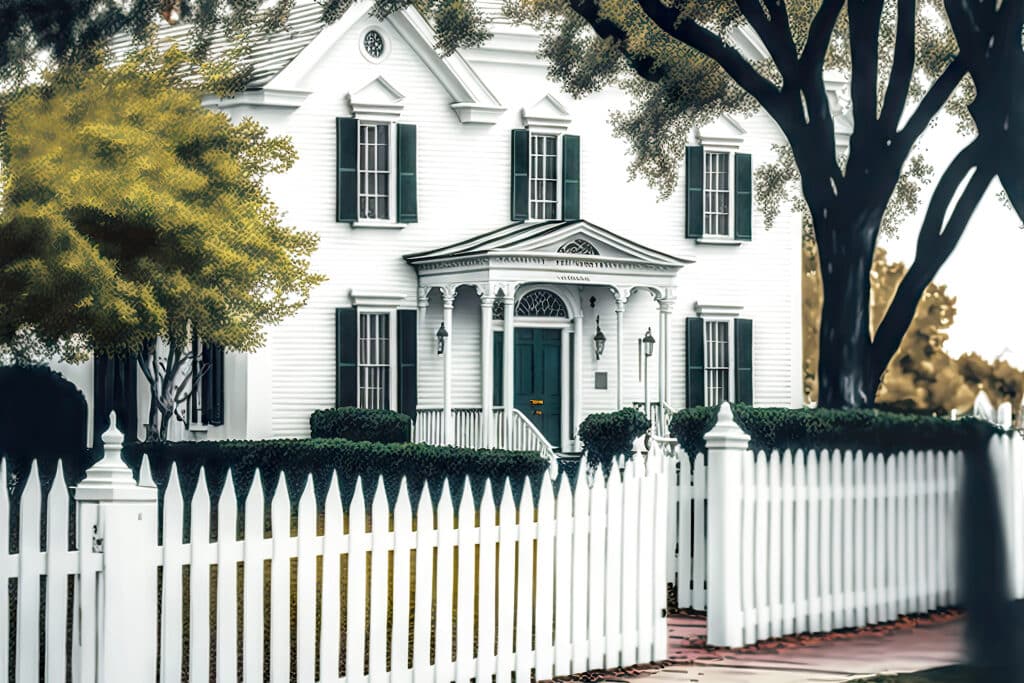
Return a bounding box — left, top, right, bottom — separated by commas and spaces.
529, 134, 559, 220
358, 312, 391, 410
358, 123, 391, 220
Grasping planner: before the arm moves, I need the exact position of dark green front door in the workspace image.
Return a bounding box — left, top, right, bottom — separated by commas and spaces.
513, 328, 561, 447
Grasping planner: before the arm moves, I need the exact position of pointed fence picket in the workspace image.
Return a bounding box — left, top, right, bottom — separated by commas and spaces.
663, 400, 1006, 648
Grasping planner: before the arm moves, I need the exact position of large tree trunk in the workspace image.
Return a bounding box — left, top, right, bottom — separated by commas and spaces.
815, 210, 883, 409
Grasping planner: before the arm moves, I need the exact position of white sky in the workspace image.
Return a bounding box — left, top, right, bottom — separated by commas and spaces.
877, 113, 1024, 367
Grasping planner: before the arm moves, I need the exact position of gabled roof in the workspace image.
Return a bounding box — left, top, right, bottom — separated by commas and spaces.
106, 2, 325, 88
404, 219, 692, 267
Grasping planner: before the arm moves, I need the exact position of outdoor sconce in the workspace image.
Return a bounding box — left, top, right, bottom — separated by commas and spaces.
436, 322, 448, 355
642, 327, 655, 358
593, 316, 607, 360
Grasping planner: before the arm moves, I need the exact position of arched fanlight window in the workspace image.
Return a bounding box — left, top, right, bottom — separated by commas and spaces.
557, 238, 600, 255
515, 289, 569, 317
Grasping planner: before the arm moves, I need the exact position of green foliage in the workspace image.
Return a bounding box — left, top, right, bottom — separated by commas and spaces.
309, 407, 411, 443
578, 407, 650, 473
668, 404, 1000, 457
0, 49, 323, 360
123, 438, 550, 510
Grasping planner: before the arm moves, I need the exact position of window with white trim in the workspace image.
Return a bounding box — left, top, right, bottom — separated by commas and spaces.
704, 320, 730, 405
358, 312, 391, 409
703, 151, 731, 236
359, 122, 391, 220
529, 133, 558, 220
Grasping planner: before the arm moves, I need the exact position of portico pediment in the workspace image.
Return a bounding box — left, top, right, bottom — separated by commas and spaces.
404, 219, 691, 293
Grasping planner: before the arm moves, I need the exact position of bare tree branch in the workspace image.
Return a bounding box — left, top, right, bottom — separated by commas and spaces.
878, 0, 917, 133
735, 0, 798, 77
799, 0, 843, 78
631, 0, 787, 116
894, 57, 966, 154
871, 140, 994, 377
847, 0, 883, 131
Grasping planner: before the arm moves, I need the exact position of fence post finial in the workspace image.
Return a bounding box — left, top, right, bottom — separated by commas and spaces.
704, 401, 750, 648
76, 411, 155, 501
973, 391, 995, 423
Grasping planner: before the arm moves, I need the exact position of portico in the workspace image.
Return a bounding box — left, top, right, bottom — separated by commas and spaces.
404, 220, 690, 451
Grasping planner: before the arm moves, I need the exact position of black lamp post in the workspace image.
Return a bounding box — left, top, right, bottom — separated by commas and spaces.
593, 316, 606, 360
641, 327, 655, 414
436, 322, 448, 355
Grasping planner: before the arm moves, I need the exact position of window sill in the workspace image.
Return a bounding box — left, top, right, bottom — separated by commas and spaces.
188, 424, 209, 434
352, 221, 407, 230
696, 237, 743, 246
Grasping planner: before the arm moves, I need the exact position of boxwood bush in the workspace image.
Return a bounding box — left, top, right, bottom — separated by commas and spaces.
309, 407, 411, 443
578, 407, 651, 473
668, 404, 1000, 457
122, 438, 548, 510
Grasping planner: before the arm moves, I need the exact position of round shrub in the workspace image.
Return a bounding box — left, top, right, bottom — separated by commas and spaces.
578, 407, 651, 474
309, 407, 411, 443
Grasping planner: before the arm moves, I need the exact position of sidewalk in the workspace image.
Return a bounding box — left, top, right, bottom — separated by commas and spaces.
651, 613, 965, 682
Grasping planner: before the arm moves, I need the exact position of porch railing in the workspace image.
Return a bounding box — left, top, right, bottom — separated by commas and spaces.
632, 401, 675, 437
410, 408, 484, 448
411, 408, 557, 466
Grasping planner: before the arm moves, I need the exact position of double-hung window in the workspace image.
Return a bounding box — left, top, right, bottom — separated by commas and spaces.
358, 122, 391, 221
685, 145, 752, 241
685, 314, 753, 408
703, 151, 731, 237
357, 311, 391, 410
510, 129, 580, 222
529, 134, 559, 220
703, 320, 731, 405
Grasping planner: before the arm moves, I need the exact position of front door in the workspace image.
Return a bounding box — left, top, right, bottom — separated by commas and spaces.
513, 328, 561, 447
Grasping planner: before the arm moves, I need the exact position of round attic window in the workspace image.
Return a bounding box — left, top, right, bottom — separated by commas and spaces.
361, 29, 387, 62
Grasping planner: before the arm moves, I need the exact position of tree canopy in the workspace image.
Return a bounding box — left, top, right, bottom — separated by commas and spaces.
0, 47, 325, 437
510, 0, 1024, 409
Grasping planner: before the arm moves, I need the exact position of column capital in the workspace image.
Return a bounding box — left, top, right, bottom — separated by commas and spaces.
657, 298, 676, 313
499, 281, 519, 303
439, 284, 459, 307
416, 286, 431, 308
480, 295, 495, 308
474, 282, 501, 301
611, 285, 630, 309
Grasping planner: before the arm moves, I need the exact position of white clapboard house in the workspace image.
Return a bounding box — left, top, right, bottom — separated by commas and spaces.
53, 0, 838, 451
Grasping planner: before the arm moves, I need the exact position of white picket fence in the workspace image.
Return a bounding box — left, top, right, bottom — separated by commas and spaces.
658, 397, 1024, 647
1, 412, 667, 682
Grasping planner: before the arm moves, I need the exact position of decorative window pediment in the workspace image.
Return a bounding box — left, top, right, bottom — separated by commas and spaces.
348, 76, 405, 121
521, 94, 572, 134
696, 114, 746, 150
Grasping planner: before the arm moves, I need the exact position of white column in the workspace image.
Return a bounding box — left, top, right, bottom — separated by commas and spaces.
442, 286, 456, 444
480, 291, 495, 448
572, 314, 583, 451
502, 286, 516, 437
705, 403, 751, 647
75, 412, 159, 683
560, 327, 570, 453
615, 290, 627, 409
659, 296, 675, 410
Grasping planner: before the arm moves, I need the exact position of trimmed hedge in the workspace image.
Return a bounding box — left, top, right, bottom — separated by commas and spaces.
578, 407, 651, 473
668, 404, 1001, 457
309, 407, 411, 443
122, 438, 548, 510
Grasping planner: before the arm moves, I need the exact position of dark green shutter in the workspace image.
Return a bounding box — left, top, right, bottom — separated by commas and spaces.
511, 129, 529, 221
397, 123, 418, 223
397, 309, 417, 417
336, 308, 358, 407
735, 318, 753, 404
685, 145, 704, 238
201, 343, 225, 426
685, 317, 705, 408
493, 331, 504, 406
336, 117, 358, 222
734, 152, 752, 241
562, 134, 580, 221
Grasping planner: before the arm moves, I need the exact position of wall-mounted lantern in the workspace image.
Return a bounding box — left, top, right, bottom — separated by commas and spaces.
436, 322, 449, 355
642, 327, 656, 358
593, 316, 607, 360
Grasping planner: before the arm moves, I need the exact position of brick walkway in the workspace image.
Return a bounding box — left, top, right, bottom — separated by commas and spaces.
652, 612, 965, 682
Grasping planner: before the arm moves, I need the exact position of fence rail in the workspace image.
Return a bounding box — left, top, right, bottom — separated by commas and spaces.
2, 411, 666, 682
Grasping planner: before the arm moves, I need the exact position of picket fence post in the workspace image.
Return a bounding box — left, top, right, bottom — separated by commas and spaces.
705, 402, 750, 647
74, 411, 159, 683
